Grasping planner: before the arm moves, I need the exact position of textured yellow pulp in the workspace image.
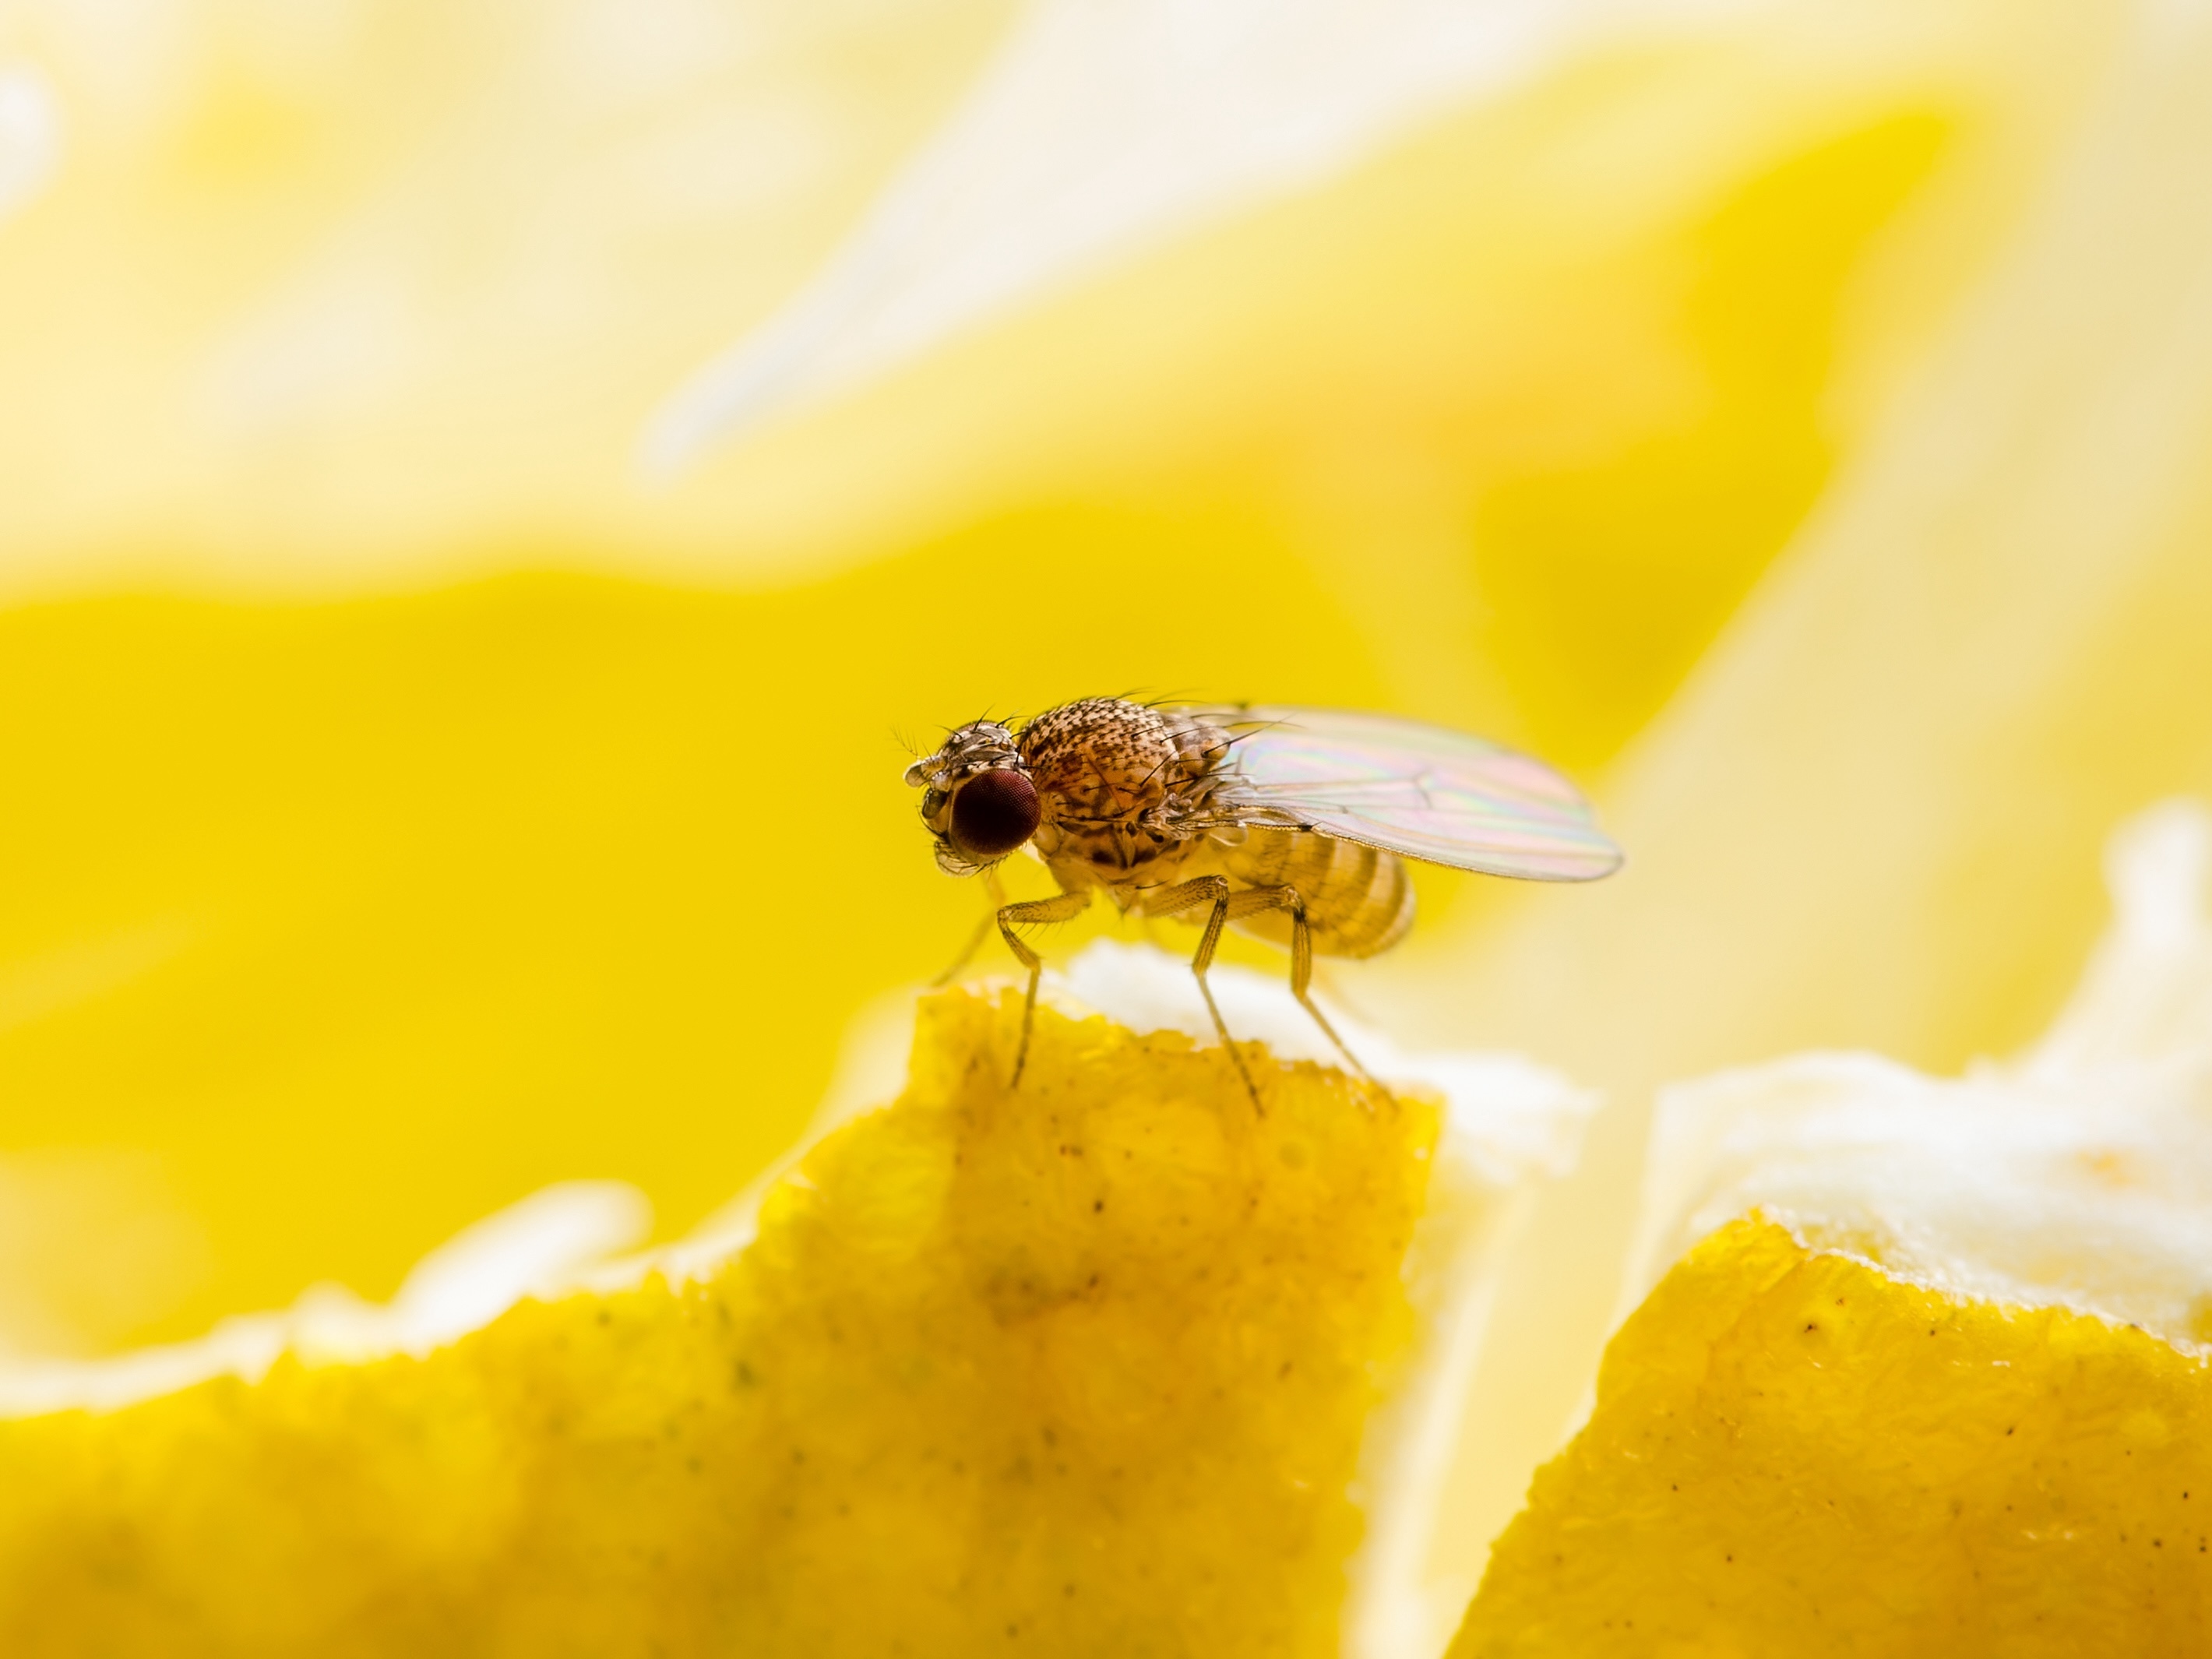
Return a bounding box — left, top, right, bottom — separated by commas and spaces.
0, 988, 1435, 1657
1454, 1219, 2212, 1657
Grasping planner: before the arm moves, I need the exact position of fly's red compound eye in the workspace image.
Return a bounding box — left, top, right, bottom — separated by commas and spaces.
949, 769, 1040, 860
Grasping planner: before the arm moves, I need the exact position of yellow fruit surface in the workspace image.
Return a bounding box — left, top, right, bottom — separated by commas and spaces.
0, 986, 1435, 1657
1453, 1217, 2212, 1658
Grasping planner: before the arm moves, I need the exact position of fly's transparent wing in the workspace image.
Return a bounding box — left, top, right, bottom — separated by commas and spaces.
1187, 705, 1622, 882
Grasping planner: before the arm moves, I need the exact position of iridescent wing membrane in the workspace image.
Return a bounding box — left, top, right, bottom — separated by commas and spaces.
1189, 705, 1622, 882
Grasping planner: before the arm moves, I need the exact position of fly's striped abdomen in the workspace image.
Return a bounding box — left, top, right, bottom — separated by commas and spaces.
1217, 827, 1413, 959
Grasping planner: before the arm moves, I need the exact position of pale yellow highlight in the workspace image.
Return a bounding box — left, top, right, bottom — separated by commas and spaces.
0, 6, 2059, 1358
1401, 0, 2212, 1581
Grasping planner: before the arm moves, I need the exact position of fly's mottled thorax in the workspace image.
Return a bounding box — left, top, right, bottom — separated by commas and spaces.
1003, 698, 1238, 889
1018, 699, 1172, 819
1016, 699, 1235, 822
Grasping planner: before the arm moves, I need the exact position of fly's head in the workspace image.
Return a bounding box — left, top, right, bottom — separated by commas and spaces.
903, 720, 1041, 875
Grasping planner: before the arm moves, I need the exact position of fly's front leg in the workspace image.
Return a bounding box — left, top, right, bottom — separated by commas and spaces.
999, 886, 1092, 1087
932, 868, 1010, 988
1143, 875, 1263, 1114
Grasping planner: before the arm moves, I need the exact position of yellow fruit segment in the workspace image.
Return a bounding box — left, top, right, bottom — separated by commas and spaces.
0, 987, 1436, 1657
1453, 1217, 2212, 1658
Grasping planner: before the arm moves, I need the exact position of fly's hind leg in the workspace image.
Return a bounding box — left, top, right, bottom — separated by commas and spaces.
1264, 889, 1387, 1107
997, 886, 1092, 1088
1143, 875, 1265, 1114
1181, 883, 1388, 1110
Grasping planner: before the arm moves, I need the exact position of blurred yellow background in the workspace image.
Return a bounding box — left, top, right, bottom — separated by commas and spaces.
9, 12, 2212, 1610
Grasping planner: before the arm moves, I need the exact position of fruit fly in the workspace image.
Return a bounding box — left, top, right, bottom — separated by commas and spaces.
903, 698, 1622, 1104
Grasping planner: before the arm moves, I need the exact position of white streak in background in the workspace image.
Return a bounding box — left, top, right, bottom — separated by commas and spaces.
0, 64, 61, 226
0, 1181, 651, 1418
0, 918, 195, 1037
1625, 802, 2212, 1351
330, 1180, 653, 1356
2020, 799, 2212, 1085
643, 0, 1749, 470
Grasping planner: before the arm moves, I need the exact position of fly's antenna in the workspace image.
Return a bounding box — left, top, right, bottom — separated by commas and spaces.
892, 723, 923, 758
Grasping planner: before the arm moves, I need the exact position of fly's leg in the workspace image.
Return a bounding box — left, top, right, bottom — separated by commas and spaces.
1206, 886, 1386, 1105
1261, 888, 1387, 1107
998, 886, 1093, 1088
1142, 875, 1264, 1114
932, 868, 1010, 988
1156, 882, 1389, 1111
